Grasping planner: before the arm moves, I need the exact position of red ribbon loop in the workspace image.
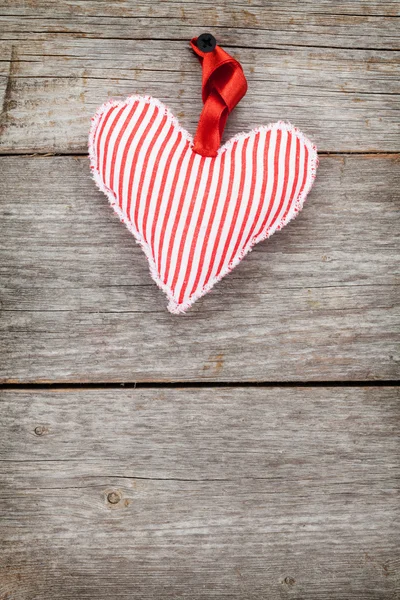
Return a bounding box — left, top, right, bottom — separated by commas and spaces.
190, 37, 248, 157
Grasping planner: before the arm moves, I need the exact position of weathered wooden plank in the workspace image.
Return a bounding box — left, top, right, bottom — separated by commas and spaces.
1, 0, 399, 49
0, 386, 399, 599
1, 386, 399, 479
0, 154, 399, 383
0, 38, 398, 153
2, 0, 400, 17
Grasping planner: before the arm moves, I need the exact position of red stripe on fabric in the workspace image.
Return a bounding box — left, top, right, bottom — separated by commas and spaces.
281, 136, 301, 224
280, 143, 308, 225
178, 159, 216, 304
228, 133, 260, 267
134, 114, 168, 232
267, 132, 292, 232
254, 129, 282, 239
203, 144, 237, 287
126, 108, 159, 225
242, 130, 271, 249
109, 103, 139, 191
96, 106, 118, 175
171, 157, 207, 296
188, 152, 226, 298
156, 143, 189, 276
215, 138, 249, 276
298, 145, 309, 197
149, 132, 183, 251
163, 152, 197, 285
142, 124, 175, 243
117, 101, 149, 208
102, 105, 127, 185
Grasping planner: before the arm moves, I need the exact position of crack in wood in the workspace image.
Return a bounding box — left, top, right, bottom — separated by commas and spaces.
0, 45, 16, 125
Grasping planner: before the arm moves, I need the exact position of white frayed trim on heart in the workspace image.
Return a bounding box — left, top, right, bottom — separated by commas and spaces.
89, 94, 318, 314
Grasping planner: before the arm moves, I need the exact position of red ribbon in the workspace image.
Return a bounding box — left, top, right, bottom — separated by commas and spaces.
190, 37, 248, 157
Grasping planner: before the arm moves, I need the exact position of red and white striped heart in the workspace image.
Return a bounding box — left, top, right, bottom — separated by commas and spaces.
89, 95, 317, 313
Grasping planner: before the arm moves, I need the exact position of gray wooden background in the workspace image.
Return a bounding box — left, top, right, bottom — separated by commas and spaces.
0, 1, 399, 598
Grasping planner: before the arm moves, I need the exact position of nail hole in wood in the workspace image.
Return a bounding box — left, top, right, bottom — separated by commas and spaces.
34, 425, 46, 436
107, 491, 121, 505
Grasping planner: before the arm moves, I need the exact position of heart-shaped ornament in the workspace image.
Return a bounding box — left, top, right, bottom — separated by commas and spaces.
89, 95, 317, 313
89, 36, 317, 313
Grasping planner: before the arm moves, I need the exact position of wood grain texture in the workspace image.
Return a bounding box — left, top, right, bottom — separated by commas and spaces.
1, 0, 399, 49
0, 386, 399, 600
1, 154, 399, 383
0, 10, 399, 152
1, 3, 399, 598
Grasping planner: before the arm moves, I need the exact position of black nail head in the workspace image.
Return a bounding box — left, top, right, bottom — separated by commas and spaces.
197, 33, 217, 53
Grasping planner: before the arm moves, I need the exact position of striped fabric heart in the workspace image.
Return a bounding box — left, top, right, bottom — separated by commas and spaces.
89, 95, 317, 313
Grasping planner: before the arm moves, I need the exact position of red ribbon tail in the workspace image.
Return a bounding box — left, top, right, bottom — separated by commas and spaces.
190, 37, 248, 157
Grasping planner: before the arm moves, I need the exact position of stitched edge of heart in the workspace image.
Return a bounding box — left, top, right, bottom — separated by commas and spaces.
89, 95, 318, 314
